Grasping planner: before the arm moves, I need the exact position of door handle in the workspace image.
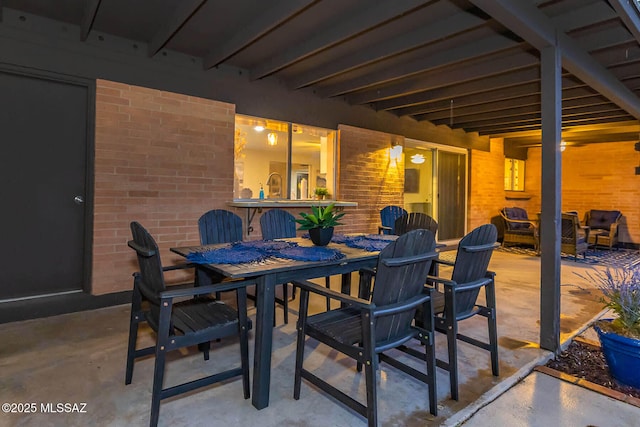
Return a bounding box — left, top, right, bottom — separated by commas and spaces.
74, 195, 85, 205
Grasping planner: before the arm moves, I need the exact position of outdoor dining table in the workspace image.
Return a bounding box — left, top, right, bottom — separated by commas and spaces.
170, 236, 385, 410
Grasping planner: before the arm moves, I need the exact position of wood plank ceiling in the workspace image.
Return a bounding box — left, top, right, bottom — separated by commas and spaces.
4, 0, 640, 149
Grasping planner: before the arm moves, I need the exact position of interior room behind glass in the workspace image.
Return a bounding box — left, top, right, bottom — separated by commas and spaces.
234, 115, 336, 200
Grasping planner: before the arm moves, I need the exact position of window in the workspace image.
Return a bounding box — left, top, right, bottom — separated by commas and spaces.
234, 115, 336, 200
504, 158, 525, 191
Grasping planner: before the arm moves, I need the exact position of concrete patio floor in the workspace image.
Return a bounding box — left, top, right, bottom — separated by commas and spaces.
0, 249, 630, 426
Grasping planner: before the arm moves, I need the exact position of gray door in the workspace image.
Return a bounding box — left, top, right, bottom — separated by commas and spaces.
0, 70, 91, 300
437, 151, 466, 240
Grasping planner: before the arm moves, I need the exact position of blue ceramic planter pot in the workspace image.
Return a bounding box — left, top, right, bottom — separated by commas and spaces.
594, 320, 640, 389
309, 227, 334, 246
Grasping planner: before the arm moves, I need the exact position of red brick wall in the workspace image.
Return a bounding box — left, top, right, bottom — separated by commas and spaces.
527, 142, 639, 243
337, 125, 404, 234
469, 138, 508, 229
470, 139, 640, 245
93, 80, 237, 295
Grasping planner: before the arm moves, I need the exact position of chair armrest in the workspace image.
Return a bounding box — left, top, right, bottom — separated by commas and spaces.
159, 279, 255, 300
381, 252, 438, 267
441, 277, 492, 293
378, 225, 392, 234
162, 263, 196, 272
433, 258, 455, 267
293, 279, 372, 309
609, 222, 619, 237
501, 217, 538, 229
373, 291, 432, 318
426, 275, 455, 287
127, 240, 156, 257
461, 242, 500, 253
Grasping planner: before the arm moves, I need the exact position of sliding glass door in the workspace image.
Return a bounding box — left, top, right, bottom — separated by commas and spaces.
404, 140, 467, 242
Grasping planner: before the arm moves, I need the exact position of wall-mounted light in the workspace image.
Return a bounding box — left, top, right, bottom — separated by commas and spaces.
560, 140, 567, 152
390, 143, 403, 162
267, 132, 278, 146
410, 153, 425, 164
254, 125, 265, 132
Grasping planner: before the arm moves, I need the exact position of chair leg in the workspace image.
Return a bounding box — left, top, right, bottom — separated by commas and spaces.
364, 356, 377, 427
294, 290, 310, 400
485, 278, 499, 377
237, 288, 251, 399
325, 276, 331, 311
198, 342, 210, 360
126, 275, 143, 385
282, 283, 289, 325
446, 321, 459, 401
363, 312, 377, 427
488, 312, 499, 377
125, 315, 140, 385
149, 345, 166, 427
444, 287, 459, 401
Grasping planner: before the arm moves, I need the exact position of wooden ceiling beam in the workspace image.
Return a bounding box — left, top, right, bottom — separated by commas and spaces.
203, 0, 316, 70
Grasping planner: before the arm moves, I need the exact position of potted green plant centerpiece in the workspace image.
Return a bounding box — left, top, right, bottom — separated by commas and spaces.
584, 264, 640, 388
295, 203, 345, 246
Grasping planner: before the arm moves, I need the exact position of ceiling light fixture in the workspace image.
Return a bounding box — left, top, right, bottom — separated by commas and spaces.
267, 132, 278, 146
410, 153, 425, 164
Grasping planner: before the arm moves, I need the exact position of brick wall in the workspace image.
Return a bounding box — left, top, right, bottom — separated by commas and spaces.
469, 138, 508, 230
337, 125, 404, 234
527, 142, 639, 244
470, 139, 640, 245
93, 80, 237, 294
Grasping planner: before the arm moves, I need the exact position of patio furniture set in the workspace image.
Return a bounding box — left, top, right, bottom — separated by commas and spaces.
500, 207, 622, 258
125, 206, 501, 427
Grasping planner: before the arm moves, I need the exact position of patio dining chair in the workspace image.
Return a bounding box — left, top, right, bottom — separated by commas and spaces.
125, 221, 251, 427
198, 209, 244, 291
260, 208, 334, 313
378, 205, 407, 235
408, 224, 499, 400
293, 229, 439, 426
394, 212, 438, 238
259, 209, 299, 323
200, 209, 290, 323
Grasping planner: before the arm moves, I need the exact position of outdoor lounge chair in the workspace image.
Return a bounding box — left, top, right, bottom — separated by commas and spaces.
500, 207, 538, 251
562, 213, 590, 259
584, 209, 622, 250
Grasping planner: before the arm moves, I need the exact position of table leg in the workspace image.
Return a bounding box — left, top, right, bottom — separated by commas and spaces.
252, 274, 275, 410
340, 273, 352, 308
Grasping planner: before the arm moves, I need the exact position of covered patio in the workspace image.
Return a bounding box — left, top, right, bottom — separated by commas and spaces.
0, 251, 616, 426
1, 1, 640, 425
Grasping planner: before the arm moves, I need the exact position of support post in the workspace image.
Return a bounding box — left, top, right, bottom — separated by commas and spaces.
539, 39, 562, 353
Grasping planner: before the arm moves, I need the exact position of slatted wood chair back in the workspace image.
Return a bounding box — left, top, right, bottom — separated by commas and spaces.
198, 209, 243, 244
449, 224, 498, 317
260, 209, 296, 240
379, 205, 407, 235
394, 212, 438, 237
129, 221, 166, 308
371, 229, 436, 343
